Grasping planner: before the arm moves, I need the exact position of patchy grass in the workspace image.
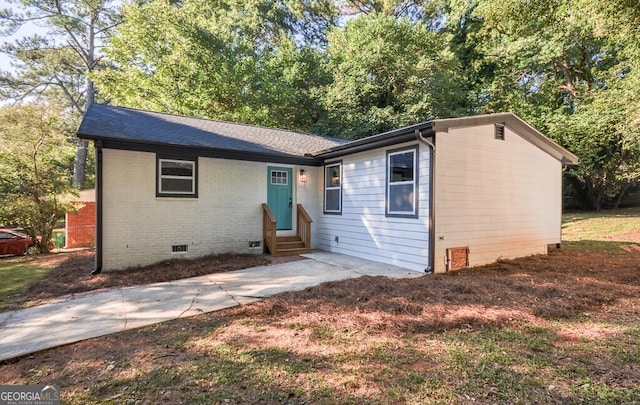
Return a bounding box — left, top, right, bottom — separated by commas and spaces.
562, 207, 640, 252
2, 206, 637, 310
0, 255, 65, 310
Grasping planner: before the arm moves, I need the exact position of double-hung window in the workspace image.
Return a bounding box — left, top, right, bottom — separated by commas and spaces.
386, 147, 418, 217
324, 162, 342, 214
157, 158, 197, 197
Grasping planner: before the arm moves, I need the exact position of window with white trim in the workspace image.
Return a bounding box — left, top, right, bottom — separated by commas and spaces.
324, 162, 342, 214
387, 147, 418, 217
158, 158, 197, 197
270, 170, 289, 185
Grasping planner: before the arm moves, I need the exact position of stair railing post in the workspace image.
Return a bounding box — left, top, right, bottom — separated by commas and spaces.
262, 203, 277, 254
296, 204, 312, 250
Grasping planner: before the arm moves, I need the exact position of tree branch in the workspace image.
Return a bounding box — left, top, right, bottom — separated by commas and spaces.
95, 20, 122, 35
52, 73, 83, 112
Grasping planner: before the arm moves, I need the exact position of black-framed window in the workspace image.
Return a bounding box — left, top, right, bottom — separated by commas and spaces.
324, 161, 342, 214
157, 158, 197, 197
386, 146, 418, 217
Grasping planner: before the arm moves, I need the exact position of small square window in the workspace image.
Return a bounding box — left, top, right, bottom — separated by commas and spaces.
270, 170, 289, 185
157, 158, 197, 197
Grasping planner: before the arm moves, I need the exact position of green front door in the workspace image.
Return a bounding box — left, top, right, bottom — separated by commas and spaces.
267, 166, 293, 230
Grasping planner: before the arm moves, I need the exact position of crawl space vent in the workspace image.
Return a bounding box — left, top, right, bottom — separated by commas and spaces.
172, 244, 188, 253
446, 247, 469, 271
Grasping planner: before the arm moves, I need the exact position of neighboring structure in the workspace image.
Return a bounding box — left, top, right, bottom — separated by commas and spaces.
65, 188, 96, 248
77, 104, 579, 273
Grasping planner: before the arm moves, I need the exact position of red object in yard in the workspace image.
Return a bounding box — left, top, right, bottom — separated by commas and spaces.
0, 229, 34, 256
66, 198, 96, 249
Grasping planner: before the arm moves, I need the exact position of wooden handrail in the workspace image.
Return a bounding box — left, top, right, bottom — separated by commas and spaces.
297, 203, 312, 223
263, 203, 312, 255
296, 204, 313, 249
262, 203, 277, 254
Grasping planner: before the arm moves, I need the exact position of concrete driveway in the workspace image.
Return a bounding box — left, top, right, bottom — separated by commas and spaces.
0, 252, 422, 362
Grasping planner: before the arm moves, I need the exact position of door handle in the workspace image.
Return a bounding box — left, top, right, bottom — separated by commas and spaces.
289, 198, 292, 208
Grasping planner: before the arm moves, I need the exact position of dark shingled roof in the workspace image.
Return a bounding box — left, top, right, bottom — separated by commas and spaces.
78, 104, 579, 167
77, 104, 347, 157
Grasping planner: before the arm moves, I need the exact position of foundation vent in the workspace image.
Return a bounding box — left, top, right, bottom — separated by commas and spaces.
249, 241, 261, 248
446, 247, 469, 271
172, 244, 188, 253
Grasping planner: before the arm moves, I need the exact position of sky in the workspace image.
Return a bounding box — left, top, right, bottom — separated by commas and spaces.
0, 0, 48, 72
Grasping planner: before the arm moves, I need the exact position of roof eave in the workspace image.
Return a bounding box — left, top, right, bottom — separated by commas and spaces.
311, 122, 434, 159
432, 113, 580, 166
78, 135, 324, 166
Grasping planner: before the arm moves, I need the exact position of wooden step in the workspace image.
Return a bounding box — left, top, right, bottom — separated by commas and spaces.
271, 236, 310, 256
272, 247, 310, 256
277, 240, 305, 249
277, 236, 302, 242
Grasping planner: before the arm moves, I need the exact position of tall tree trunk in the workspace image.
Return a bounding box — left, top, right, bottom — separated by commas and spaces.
72, 76, 92, 188
72, 138, 90, 188
613, 181, 631, 210
72, 18, 97, 188
593, 185, 605, 211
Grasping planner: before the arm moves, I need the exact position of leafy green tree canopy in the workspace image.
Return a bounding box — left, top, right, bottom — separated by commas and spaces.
314, 12, 465, 138
0, 0, 122, 188
0, 102, 78, 252
93, 0, 336, 130
95, 0, 640, 208
461, 0, 640, 209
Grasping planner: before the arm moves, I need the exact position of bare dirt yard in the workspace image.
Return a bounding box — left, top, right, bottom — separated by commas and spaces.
1, 245, 639, 403
1, 212, 639, 403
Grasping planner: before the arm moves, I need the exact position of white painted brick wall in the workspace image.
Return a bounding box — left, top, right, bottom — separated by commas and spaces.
102, 150, 269, 270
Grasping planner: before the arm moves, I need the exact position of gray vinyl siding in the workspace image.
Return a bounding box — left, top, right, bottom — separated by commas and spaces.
318, 141, 431, 272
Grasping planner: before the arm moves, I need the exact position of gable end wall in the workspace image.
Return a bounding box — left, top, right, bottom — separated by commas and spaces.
433, 124, 562, 273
